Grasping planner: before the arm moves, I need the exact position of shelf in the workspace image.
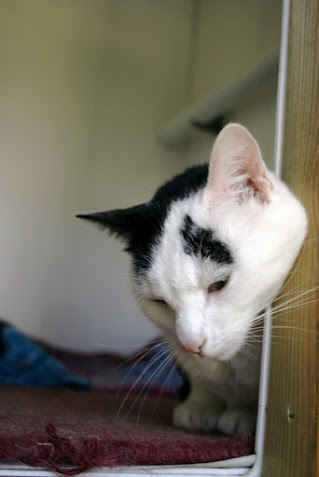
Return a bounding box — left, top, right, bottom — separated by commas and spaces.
158, 53, 279, 146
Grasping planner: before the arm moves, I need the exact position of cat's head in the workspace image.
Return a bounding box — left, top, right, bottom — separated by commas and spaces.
78, 124, 307, 362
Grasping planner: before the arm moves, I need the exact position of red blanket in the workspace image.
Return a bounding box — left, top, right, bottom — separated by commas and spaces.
0, 387, 254, 475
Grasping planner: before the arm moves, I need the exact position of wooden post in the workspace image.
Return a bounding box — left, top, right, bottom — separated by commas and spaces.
263, 0, 319, 475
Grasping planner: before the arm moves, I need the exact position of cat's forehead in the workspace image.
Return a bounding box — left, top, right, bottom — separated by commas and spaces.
180, 214, 233, 265
147, 195, 235, 282
164, 191, 239, 250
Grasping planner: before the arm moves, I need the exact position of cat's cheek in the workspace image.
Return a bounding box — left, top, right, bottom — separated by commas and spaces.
218, 338, 247, 361
138, 299, 175, 332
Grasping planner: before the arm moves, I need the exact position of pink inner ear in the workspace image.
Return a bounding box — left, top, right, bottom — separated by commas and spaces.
204, 123, 273, 205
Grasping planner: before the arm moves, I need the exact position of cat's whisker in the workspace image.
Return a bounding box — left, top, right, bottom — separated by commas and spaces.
114, 341, 167, 403
131, 289, 146, 299
270, 335, 310, 343
116, 347, 170, 418
255, 303, 316, 327
149, 353, 178, 422
257, 333, 311, 347
247, 331, 266, 338
275, 278, 317, 302
274, 292, 319, 311
245, 330, 311, 349
250, 317, 316, 334
249, 329, 311, 340
134, 353, 175, 423
125, 352, 173, 421
276, 246, 308, 293
282, 233, 317, 269
97, 340, 157, 352
237, 343, 260, 360
270, 318, 315, 330
270, 325, 316, 333
248, 290, 318, 327
271, 286, 318, 312
115, 339, 165, 372
301, 236, 319, 245
131, 290, 147, 303
270, 298, 319, 316
272, 308, 315, 320
221, 290, 317, 341
247, 322, 316, 344
249, 284, 318, 324
244, 340, 264, 346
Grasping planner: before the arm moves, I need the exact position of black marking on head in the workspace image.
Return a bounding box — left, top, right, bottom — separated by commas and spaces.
78, 165, 209, 275
180, 215, 233, 264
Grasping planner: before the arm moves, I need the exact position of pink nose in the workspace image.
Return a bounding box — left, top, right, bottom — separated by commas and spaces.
182, 342, 205, 355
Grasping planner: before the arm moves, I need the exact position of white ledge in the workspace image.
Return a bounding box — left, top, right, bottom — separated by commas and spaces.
158, 52, 279, 146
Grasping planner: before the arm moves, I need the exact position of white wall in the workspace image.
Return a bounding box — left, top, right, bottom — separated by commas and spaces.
0, 0, 193, 351
184, 0, 282, 170
0, 0, 282, 353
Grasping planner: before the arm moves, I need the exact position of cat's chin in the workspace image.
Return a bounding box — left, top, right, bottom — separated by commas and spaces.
192, 349, 236, 363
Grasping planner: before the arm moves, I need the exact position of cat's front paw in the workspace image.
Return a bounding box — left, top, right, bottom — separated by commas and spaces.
173, 401, 221, 433
217, 407, 257, 435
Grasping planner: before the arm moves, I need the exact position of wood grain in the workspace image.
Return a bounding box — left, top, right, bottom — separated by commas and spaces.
263, 0, 319, 475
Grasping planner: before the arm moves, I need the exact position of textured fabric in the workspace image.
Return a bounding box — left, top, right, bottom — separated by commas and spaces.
0, 321, 182, 396
0, 326, 254, 474
0, 387, 254, 475
41, 337, 183, 396
0, 322, 88, 388
43, 337, 183, 396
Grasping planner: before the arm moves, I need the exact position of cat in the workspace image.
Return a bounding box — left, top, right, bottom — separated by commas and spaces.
77, 123, 308, 435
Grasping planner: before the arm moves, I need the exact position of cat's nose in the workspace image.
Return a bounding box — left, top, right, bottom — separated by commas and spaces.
182, 341, 205, 356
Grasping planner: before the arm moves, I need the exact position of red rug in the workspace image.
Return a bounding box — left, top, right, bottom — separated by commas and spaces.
0, 387, 254, 475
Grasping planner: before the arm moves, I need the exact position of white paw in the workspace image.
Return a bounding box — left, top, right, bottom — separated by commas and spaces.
173, 401, 221, 432
217, 408, 257, 435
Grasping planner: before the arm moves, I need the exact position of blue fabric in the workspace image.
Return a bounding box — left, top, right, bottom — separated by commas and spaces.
0, 323, 182, 396
0, 325, 88, 388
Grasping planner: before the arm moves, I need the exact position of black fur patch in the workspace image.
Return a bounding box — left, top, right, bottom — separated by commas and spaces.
180, 215, 233, 264
78, 165, 209, 275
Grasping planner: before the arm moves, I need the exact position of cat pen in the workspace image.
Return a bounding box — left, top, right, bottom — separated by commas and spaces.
0, 0, 318, 476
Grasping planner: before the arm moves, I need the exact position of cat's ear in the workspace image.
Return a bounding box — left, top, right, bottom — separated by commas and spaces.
76, 204, 146, 243
203, 123, 273, 205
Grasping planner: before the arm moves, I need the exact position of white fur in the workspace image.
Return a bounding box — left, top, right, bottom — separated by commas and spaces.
133, 124, 307, 435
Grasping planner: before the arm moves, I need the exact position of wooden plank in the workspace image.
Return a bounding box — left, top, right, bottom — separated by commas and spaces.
263, 0, 319, 475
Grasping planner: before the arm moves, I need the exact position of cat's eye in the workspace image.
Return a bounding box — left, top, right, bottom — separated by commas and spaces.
152, 298, 167, 305
208, 279, 228, 293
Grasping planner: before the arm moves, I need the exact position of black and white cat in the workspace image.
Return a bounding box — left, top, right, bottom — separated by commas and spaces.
78, 124, 307, 435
